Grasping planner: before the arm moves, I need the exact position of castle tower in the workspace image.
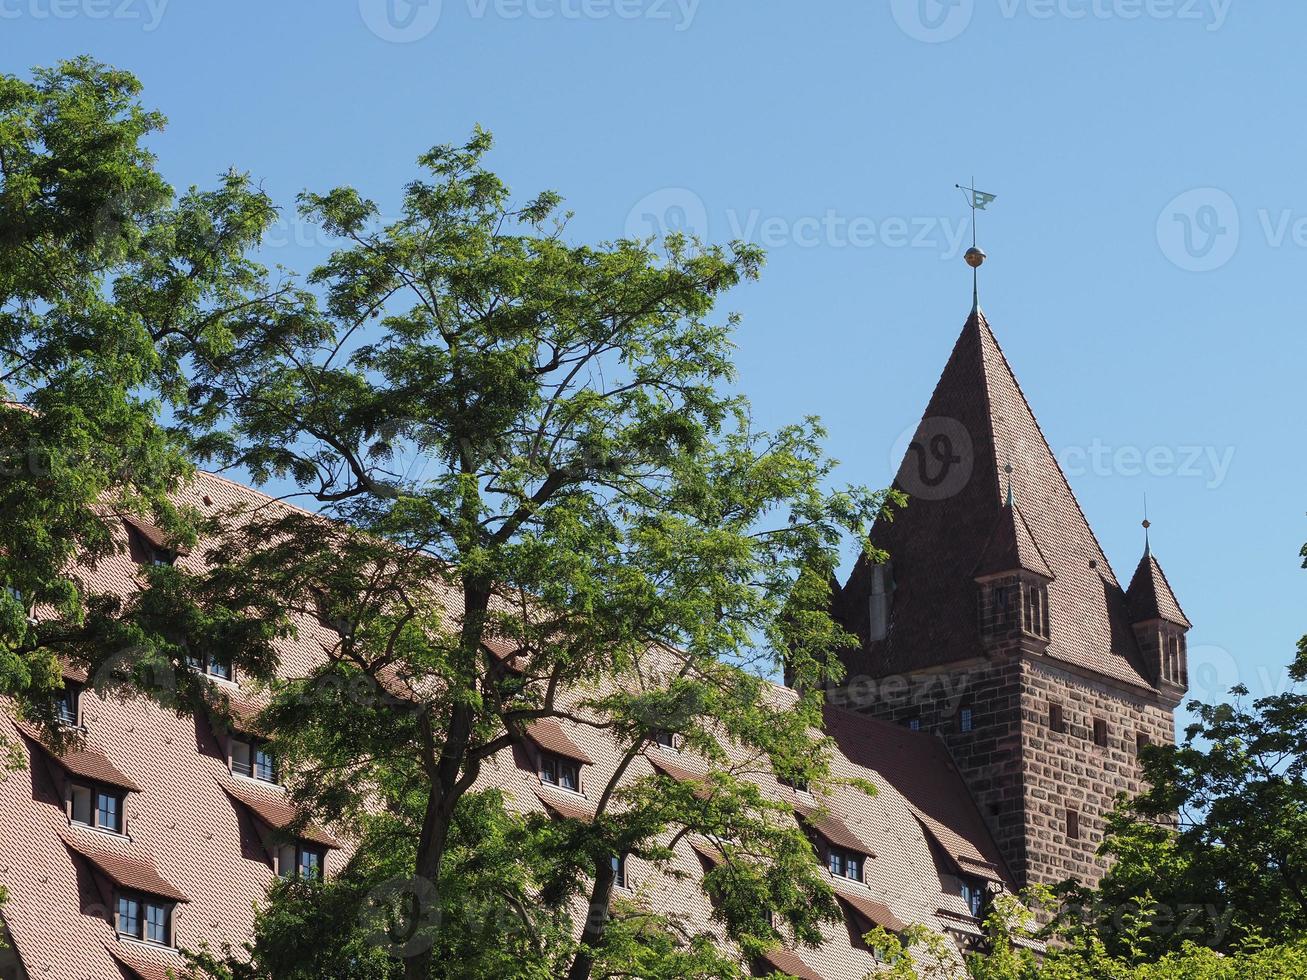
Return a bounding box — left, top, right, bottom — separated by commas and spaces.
831, 307, 1188, 889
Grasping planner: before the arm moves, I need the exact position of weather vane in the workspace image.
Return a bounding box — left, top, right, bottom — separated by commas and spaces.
1142, 492, 1152, 556
956, 178, 997, 309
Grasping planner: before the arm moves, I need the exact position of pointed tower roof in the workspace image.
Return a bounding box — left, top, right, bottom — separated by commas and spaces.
836, 309, 1154, 689
973, 499, 1054, 581
1125, 551, 1191, 628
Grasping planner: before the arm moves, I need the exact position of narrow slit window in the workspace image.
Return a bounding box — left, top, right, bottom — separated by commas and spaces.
1049, 703, 1065, 734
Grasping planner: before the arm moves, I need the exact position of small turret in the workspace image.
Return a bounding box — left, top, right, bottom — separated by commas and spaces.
973, 489, 1054, 655
1125, 534, 1191, 701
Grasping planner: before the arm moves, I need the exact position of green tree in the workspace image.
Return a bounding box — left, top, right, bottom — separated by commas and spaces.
949, 887, 1307, 980
166, 131, 893, 978
1044, 540, 1307, 959
0, 58, 285, 718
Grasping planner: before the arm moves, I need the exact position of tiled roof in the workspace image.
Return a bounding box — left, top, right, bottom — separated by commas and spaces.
973, 501, 1053, 580
761, 947, 825, 979
646, 752, 714, 800
121, 514, 190, 557
215, 774, 341, 848
532, 785, 595, 823
823, 704, 1012, 888
524, 717, 593, 764
106, 941, 184, 980
1125, 551, 1191, 628
689, 839, 726, 867
15, 720, 143, 792
59, 829, 189, 902
794, 800, 877, 857
837, 309, 1155, 690
831, 880, 907, 932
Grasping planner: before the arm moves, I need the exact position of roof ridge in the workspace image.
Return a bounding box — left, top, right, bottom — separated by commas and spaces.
973, 315, 1123, 587
1011, 501, 1055, 578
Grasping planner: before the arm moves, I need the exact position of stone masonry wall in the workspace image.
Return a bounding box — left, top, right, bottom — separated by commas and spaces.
1016, 659, 1175, 888
830, 653, 1176, 890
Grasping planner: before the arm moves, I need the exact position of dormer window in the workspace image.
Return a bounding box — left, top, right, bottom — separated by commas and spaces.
611, 854, 628, 889
780, 774, 810, 794
540, 752, 581, 793
186, 652, 233, 682
68, 780, 126, 835
827, 846, 864, 882
122, 516, 188, 568
230, 735, 277, 783
56, 682, 82, 727
651, 729, 676, 750
116, 891, 174, 945
959, 876, 987, 919
277, 842, 326, 880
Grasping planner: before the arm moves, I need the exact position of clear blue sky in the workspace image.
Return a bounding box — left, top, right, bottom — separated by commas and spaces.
5, 1, 1303, 726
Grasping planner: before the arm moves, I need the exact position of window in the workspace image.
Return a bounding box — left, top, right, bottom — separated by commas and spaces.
1066, 808, 1080, 841
1049, 702, 1065, 733
651, 729, 676, 749
1093, 718, 1108, 747
540, 752, 580, 793
97, 790, 122, 833
231, 736, 278, 783
993, 585, 1010, 626
780, 774, 810, 794
55, 682, 82, 727
907, 717, 921, 732
611, 854, 627, 889
186, 652, 233, 682
959, 877, 986, 919
1136, 731, 1152, 754
115, 892, 173, 945
1028, 586, 1043, 635
278, 842, 326, 880
959, 705, 974, 733
827, 846, 863, 882
69, 780, 125, 834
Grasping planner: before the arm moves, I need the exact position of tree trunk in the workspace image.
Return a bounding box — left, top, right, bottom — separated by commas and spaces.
565, 861, 615, 980
402, 581, 491, 980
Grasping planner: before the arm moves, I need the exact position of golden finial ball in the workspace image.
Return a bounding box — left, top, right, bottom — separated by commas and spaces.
965, 246, 987, 269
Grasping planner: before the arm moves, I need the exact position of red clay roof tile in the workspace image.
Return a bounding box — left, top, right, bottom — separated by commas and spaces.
1126, 551, 1191, 628
532, 785, 595, 823
215, 775, 341, 848
524, 717, 593, 764
16, 721, 142, 792
59, 829, 189, 902
832, 881, 907, 933
760, 948, 825, 979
